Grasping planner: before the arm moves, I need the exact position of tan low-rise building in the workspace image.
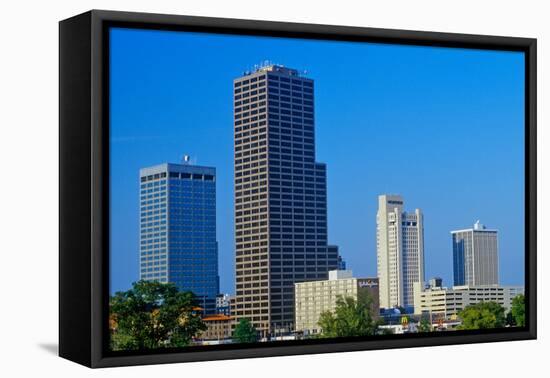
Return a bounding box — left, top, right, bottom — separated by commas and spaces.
295, 270, 379, 336
413, 282, 524, 319
199, 314, 234, 342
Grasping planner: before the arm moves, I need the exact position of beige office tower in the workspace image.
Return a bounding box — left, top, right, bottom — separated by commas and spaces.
377, 195, 425, 309
233, 64, 339, 336
294, 271, 379, 336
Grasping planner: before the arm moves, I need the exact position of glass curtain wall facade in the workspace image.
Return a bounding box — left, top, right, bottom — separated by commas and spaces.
452, 221, 499, 286
139, 163, 219, 314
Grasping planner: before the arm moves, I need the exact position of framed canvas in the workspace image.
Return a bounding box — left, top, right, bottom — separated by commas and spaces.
59, 9, 537, 368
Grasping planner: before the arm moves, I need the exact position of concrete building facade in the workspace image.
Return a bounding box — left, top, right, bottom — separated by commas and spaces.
215, 293, 232, 316
413, 283, 524, 319
233, 64, 340, 335
294, 270, 379, 335
199, 314, 234, 344
452, 220, 499, 286
376, 194, 424, 310
139, 162, 219, 314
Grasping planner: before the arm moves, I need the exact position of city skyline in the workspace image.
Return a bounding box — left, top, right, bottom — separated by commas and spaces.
109, 27, 525, 296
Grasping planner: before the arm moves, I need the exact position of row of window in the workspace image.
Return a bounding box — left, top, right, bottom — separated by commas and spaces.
236, 197, 326, 210
140, 204, 167, 211
237, 174, 322, 189
234, 84, 267, 94
235, 129, 267, 142
234, 87, 267, 99
140, 208, 166, 214
268, 114, 313, 123
266, 87, 313, 99
236, 138, 266, 150
166, 172, 215, 181
141, 180, 166, 189
269, 200, 327, 209
269, 123, 315, 135
234, 146, 267, 157
234, 100, 267, 113
234, 80, 266, 92
140, 198, 166, 206
244, 193, 322, 206
268, 96, 313, 106
268, 102, 313, 113
268, 142, 313, 155
234, 160, 266, 171
141, 186, 166, 193
237, 228, 327, 238
266, 75, 313, 87
234, 75, 264, 86
166, 234, 216, 239
234, 135, 267, 145
270, 139, 312, 150
141, 254, 168, 262
233, 94, 267, 107
235, 122, 268, 136
141, 238, 168, 245
141, 233, 167, 239
234, 147, 267, 159
234, 195, 267, 206
140, 226, 167, 233
267, 82, 310, 92
141, 265, 168, 271
269, 172, 324, 182
234, 109, 268, 120
167, 204, 216, 210
140, 192, 166, 200
235, 121, 266, 137
236, 232, 328, 244
168, 193, 215, 199
140, 172, 167, 182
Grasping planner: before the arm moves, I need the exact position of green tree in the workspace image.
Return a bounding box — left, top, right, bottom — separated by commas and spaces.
457, 301, 506, 330
418, 318, 432, 332
505, 311, 516, 327
109, 280, 206, 351
233, 318, 257, 343
317, 293, 377, 338
510, 294, 525, 327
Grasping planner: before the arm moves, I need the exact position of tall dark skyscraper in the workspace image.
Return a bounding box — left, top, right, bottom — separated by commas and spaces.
233, 64, 340, 335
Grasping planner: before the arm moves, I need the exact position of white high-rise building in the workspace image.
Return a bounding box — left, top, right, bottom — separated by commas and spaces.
376, 195, 424, 309
451, 221, 499, 286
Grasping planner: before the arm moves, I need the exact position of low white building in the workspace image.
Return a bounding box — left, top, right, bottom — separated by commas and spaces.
413, 282, 524, 319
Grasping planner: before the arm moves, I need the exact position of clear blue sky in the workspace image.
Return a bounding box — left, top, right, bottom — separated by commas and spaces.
109, 27, 525, 295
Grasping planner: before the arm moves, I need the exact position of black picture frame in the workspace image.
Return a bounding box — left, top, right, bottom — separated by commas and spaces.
59, 9, 537, 368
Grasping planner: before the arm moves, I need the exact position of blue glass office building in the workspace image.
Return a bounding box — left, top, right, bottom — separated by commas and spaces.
451, 221, 499, 287
139, 162, 219, 314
